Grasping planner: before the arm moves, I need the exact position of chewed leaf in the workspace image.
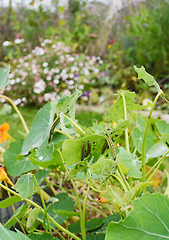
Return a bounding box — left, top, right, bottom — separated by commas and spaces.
0, 66, 9, 90
134, 65, 161, 93
106, 192, 169, 240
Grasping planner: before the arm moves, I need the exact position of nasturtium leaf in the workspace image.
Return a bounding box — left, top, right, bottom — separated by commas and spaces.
21, 101, 58, 155
5, 204, 27, 227
86, 234, 105, 240
145, 141, 169, 162
100, 186, 129, 214
134, 65, 161, 93
0, 66, 9, 90
50, 141, 65, 171
106, 192, 169, 240
68, 218, 104, 233
3, 141, 38, 177
26, 208, 41, 231
132, 127, 156, 154
91, 122, 105, 134
39, 193, 74, 228
91, 156, 117, 182
60, 111, 75, 134
13, 173, 34, 200
33, 169, 51, 186
108, 90, 145, 122
0, 225, 30, 240
156, 120, 169, 135
136, 113, 146, 132
0, 196, 21, 208
117, 147, 142, 178
68, 161, 89, 179
29, 136, 54, 168
28, 232, 57, 240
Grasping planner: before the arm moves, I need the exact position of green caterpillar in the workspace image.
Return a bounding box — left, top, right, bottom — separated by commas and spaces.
48, 116, 60, 143
105, 133, 116, 160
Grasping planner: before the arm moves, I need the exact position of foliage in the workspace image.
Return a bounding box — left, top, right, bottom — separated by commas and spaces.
1, 39, 113, 106
0, 65, 169, 239
120, 0, 169, 79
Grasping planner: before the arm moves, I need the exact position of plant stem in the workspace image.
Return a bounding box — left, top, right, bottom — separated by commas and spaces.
64, 114, 85, 135
0, 183, 81, 240
117, 165, 131, 191
141, 91, 163, 190
0, 95, 29, 134
57, 149, 85, 239
54, 129, 73, 139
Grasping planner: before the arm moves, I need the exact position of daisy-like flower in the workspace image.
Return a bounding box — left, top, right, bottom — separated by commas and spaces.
0, 122, 9, 143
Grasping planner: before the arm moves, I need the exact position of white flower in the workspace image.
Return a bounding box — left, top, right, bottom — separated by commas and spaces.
79, 62, 83, 67
68, 56, 75, 62
14, 39, 24, 44
96, 56, 101, 60
32, 69, 38, 74
43, 68, 49, 74
33, 88, 41, 94
42, 62, 48, 67
68, 80, 74, 85
99, 60, 103, 64
24, 62, 29, 67
14, 98, 22, 105
82, 68, 90, 76
69, 73, 74, 78
46, 76, 52, 81
78, 85, 84, 90
99, 96, 105, 103
22, 97, 27, 102
55, 61, 59, 64
9, 72, 15, 79
63, 89, 71, 96
83, 78, 89, 83
54, 79, 59, 84
44, 92, 57, 101
3, 41, 10, 47
93, 68, 99, 74
10, 79, 15, 85
22, 81, 26, 85
16, 77, 21, 83
54, 68, 60, 73
34, 79, 46, 93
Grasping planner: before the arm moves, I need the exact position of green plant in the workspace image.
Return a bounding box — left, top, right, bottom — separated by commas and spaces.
0, 65, 169, 239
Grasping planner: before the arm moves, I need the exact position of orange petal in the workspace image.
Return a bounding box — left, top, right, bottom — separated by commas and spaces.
0, 132, 8, 143
99, 197, 110, 203
0, 167, 8, 181
0, 122, 9, 132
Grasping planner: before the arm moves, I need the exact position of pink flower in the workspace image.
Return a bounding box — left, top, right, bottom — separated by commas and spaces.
109, 39, 114, 44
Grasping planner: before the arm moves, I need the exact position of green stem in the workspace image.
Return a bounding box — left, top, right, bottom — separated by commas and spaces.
31, 174, 52, 234
0, 95, 29, 134
117, 165, 131, 191
0, 183, 81, 240
141, 91, 163, 190
146, 150, 169, 181
111, 172, 128, 192
64, 114, 85, 135
57, 149, 85, 238
54, 129, 73, 139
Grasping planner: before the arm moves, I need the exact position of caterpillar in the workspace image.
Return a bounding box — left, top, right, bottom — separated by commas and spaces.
105, 133, 116, 160
48, 116, 60, 143
84, 140, 91, 157
101, 141, 108, 154
81, 141, 86, 161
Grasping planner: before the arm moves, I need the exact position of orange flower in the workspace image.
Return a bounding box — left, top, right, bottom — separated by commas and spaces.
0, 122, 9, 143
0, 167, 13, 186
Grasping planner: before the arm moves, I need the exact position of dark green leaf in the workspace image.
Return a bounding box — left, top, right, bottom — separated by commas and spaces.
33, 169, 51, 185
5, 204, 27, 227
28, 232, 57, 240
68, 218, 104, 233
106, 192, 169, 240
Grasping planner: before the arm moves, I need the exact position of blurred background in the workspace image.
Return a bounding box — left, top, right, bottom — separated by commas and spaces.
0, 0, 169, 130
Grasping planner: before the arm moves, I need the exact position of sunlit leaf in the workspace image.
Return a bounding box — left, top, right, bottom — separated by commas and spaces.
156, 120, 169, 135
117, 147, 142, 178
0, 66, 9, 90
134, 65, 161, 93
0, 196, 21, 208
0, 224, 30, 240
13, 173, 34, 200
26, 208, 41, 231
132, 127, 156, 154
145, 141, 169, 162
106, 193, 169, 239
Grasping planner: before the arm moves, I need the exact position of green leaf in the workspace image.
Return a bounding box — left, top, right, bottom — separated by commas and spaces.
60, 111, 75, 134
0, 225, 30, 240
0, 66, 9, 90
26, 208, 41, 231
145, 141, 169, 162
91, 156, 117, 182
117, 147, 142, 178
86, 234, 105, 240
13, 173, 34, 200
5, 204, 27, 227
100, 186, 129, 214
134, 65, 161, 93
28, 232, 58, 240
58, 6, 65, 13
132, 128, 156, 154
156, 120, 169, 135
68, 218, 104, 233
50, 141, 65, 171
33, 169, 51, 185
0, 196, 21, 208
21, 101, 58, 155
106, 192, 169, 240
3, 141, 38, 177
136, 113, 146, 132
39, 193, 74, 228
108, 91, 144, 122
68, 161, 89, 180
